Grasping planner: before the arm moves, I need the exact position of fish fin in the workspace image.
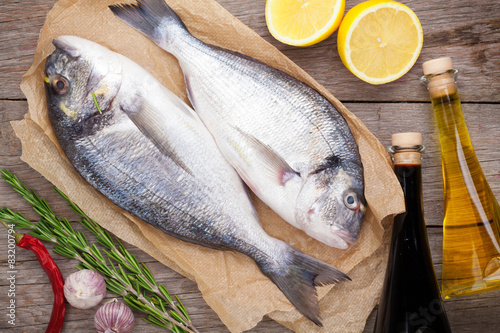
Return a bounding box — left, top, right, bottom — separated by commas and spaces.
258, 246, 350, 326
109, 0, 188, 47
120, 95, 193, 176
184, 74, 197, 110
234, 128, 299, 186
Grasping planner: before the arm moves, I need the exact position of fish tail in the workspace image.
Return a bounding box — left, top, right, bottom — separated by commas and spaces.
109, 0, 189, 50
258, 246, 350, 326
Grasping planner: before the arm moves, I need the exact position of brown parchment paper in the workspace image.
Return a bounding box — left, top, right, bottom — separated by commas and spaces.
14, 0, 405, 331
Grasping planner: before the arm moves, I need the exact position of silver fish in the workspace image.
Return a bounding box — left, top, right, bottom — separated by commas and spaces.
110, 0, 367, 249
44, 35, 349, 326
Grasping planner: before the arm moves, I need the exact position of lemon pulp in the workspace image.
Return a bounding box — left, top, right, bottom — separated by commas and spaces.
266, 0, 345, 46
338, 0, 423, 84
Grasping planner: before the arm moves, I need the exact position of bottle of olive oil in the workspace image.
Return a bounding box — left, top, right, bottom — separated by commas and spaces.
374, 132, 451, 333
421, 57, 500, 299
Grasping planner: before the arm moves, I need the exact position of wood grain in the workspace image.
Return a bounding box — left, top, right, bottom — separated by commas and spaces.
1, 0, 500, 332
1, 0, 500, 101
0, 0, 58, 101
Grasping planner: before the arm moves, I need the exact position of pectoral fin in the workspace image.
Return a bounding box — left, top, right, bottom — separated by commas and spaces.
234, 127, 299, 186
120, 95, 192, 175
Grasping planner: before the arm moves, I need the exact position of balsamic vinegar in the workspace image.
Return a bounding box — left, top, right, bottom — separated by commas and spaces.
374, 132, 451, 333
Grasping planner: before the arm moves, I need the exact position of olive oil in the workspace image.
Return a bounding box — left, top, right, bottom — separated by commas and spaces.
423, 57, 500, 298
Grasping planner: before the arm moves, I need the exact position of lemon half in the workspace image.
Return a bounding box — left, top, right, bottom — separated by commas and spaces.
266, 0, 345, 47
337, 0, 423, 84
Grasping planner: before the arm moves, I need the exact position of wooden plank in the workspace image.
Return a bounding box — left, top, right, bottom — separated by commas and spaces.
0, 0, 58, 100
0, 101, 78, 220
1, 0, 500, 102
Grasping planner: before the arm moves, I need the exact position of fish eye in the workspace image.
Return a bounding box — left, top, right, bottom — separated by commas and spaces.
51, 76, 69, 95
344, 192, 359, 210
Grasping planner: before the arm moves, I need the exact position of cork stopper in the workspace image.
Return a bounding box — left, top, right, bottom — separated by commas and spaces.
391, 132, 423, 165
392, 132, 422, 147
422, 57, 453, 75
422, 57, 457, 99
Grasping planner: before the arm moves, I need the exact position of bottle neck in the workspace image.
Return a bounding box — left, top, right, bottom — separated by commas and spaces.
389, 145, 425, 214
421, 69, 458, 100
394, 162, 424, 214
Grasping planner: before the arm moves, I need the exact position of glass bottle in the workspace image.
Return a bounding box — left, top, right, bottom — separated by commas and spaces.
374, 132, 451, 333
421, 57, 500, 298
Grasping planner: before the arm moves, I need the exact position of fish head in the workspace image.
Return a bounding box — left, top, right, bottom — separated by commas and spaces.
295, 166, 366, 249
44, 36, 122, 127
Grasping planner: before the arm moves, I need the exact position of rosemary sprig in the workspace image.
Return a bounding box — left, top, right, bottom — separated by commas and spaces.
0, 170, 198, 333
92, 92, 103, 114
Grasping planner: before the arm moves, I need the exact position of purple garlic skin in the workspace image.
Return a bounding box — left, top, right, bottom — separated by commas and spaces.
95, 299, 135, 333
64, 269, 106, 309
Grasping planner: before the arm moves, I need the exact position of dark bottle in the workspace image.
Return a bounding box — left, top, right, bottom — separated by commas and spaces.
374, 132, 452, 333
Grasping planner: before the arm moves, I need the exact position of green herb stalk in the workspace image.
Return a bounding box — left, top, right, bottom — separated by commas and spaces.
0, 170, 199, 333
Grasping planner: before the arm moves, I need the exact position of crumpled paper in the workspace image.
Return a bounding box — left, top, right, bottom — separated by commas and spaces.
14, 0, 405, 331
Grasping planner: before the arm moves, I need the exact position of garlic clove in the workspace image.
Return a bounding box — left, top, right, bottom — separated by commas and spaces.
94, 298, 135, 333
64, 269, 106, 309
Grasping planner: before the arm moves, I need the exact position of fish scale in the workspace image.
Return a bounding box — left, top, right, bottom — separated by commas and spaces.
186, 61, 329, 181
192, 40, 352, 162
111, 0, 367, 250
187, 48, 337, 165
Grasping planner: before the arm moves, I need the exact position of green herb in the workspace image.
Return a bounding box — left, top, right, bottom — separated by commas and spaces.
92, 92, 103, 114
0, 170, 198, 333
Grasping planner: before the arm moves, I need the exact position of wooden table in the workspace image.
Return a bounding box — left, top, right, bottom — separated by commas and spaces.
1, 0, 499, 332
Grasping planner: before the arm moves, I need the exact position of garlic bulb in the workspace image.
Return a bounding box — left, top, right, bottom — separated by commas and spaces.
94, 298, 135, 333
63, 269, 106, 309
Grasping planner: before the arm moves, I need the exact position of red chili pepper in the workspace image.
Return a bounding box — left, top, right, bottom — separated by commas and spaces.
7, 229, 65, 333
